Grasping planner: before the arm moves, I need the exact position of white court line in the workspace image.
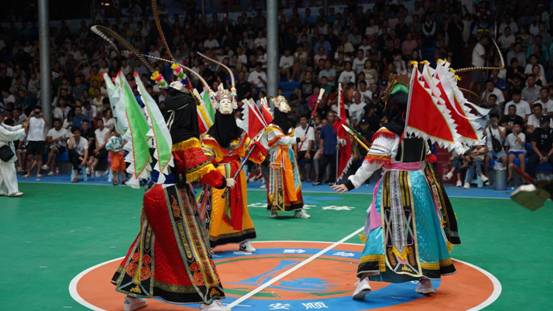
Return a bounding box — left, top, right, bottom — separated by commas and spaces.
226, 227, 364, 308
68, 257, 122, 311
460, 258, 503, 310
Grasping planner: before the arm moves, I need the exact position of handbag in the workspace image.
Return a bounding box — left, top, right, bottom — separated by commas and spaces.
488, 128, 503, 153
0, 144, 15, 162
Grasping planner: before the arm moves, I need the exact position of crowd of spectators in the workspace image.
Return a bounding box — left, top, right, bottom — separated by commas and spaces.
1, 0, 553, 187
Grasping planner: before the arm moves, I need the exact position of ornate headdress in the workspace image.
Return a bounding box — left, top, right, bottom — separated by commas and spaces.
197, 52, 238, 115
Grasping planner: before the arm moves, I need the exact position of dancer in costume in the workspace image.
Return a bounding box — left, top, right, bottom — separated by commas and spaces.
92, 23, 233, 311
332, 78, 461, 299
262, 95, 310, 218
108, 76, 233, 311
195, 54, 266, 252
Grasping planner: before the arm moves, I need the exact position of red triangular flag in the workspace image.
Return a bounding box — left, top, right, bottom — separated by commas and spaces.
405, 66, 457, 148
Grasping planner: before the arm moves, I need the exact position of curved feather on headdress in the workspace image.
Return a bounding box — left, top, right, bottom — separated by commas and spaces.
197, 52, 236, 94
134, 72, 174, 183
151, 0, 175, 61
90, 25, 155, 73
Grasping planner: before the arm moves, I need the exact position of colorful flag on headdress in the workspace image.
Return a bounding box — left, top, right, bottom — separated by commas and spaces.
134, 72, 173, 183
118, 72, 151, 187
241, 98, 267, 139
260, 97, 274, 124
435, 60, 485, 145
195, 89, 215, 134
404, 65, 460, 151
103, 73, 128, 135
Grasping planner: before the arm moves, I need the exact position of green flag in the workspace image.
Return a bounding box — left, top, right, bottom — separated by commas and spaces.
118, 72, 151, 186
134, 72, 173, 181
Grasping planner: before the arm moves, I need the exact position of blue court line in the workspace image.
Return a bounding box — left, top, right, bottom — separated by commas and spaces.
17, 174, 512, 199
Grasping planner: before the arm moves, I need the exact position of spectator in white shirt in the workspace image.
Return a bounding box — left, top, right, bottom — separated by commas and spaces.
338, 62, 356, 85
505, 122, 526, 181
534, 88, 553, 116
247, 63, 267, 92
44, 118, 69, 176
498, 27, 516, 49
294, 116, 315, 182
504, 90, 531, 119
481, 80, 505, 104
470, 36, 487, 91
88, 118, 110, 178
25, 107, 47, 178
279, 49, 295, 70
348, 91, 367, 125
524, 55, 545, 76
254, 31, 267, 49
352, 50, 367, 73
527, 103, 553, 133
521, 76, 541, 104
67, 127, 88, 183
358, 80, 372, 103
203, 34, 220, 49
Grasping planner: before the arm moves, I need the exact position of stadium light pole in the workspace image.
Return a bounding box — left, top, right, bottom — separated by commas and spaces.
38, 0, 51, 123
266, 0, 278, 98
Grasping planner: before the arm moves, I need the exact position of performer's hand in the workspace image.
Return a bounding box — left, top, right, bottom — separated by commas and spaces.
226, 178, 236, 188
331, 183, 348, 193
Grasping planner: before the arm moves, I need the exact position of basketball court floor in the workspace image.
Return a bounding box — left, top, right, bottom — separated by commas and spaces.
1, 181, 552, 310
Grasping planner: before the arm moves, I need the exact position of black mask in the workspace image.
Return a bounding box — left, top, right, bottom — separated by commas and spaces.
162, 88, 199, 143
272, 109, 292, 134
208, 111, 243, 148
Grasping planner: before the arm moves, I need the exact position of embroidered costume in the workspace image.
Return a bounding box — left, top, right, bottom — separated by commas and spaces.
262, 96, 309, 218
107, 73, 229, 308
202, 131, 265, 248
336, 70, 471, 298
194, 56, 266, 250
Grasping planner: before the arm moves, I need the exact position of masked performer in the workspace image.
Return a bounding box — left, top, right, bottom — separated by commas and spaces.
262, 95, 309, 219
195, 56, 266, 252
109, 72, 234, 311
332, 79, 460, 299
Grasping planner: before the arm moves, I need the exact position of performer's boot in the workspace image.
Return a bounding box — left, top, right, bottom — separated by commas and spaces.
123, 296, 146, 311
415, 276, 435, 294
352, 277, 371, 300
200, 299, 230, 311
239, 240, 256, 253
294, 209, 311, 219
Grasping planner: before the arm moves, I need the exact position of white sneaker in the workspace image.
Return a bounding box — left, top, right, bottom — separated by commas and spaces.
352, 277, 372, 300
239, 241, 256, 253
294, 209, 311, 219
7, 192, 24, 197
480, 174, 489, 183
270, 211, 278, 218
456, 179, 462, 187
200, 300, 230, 311
123, 296, 146, 311
463, 182, 470, 189
41, 164, 49, 170
415, 277, 435, 295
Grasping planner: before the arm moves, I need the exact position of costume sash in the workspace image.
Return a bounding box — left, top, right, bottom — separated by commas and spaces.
381, 170, 422, 277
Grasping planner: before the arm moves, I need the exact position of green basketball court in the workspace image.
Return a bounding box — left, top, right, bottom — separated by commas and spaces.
1, 183, 552, 310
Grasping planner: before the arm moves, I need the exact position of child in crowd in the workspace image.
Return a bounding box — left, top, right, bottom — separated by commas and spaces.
105, 129, 126, 185
505, 122, 526, 181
